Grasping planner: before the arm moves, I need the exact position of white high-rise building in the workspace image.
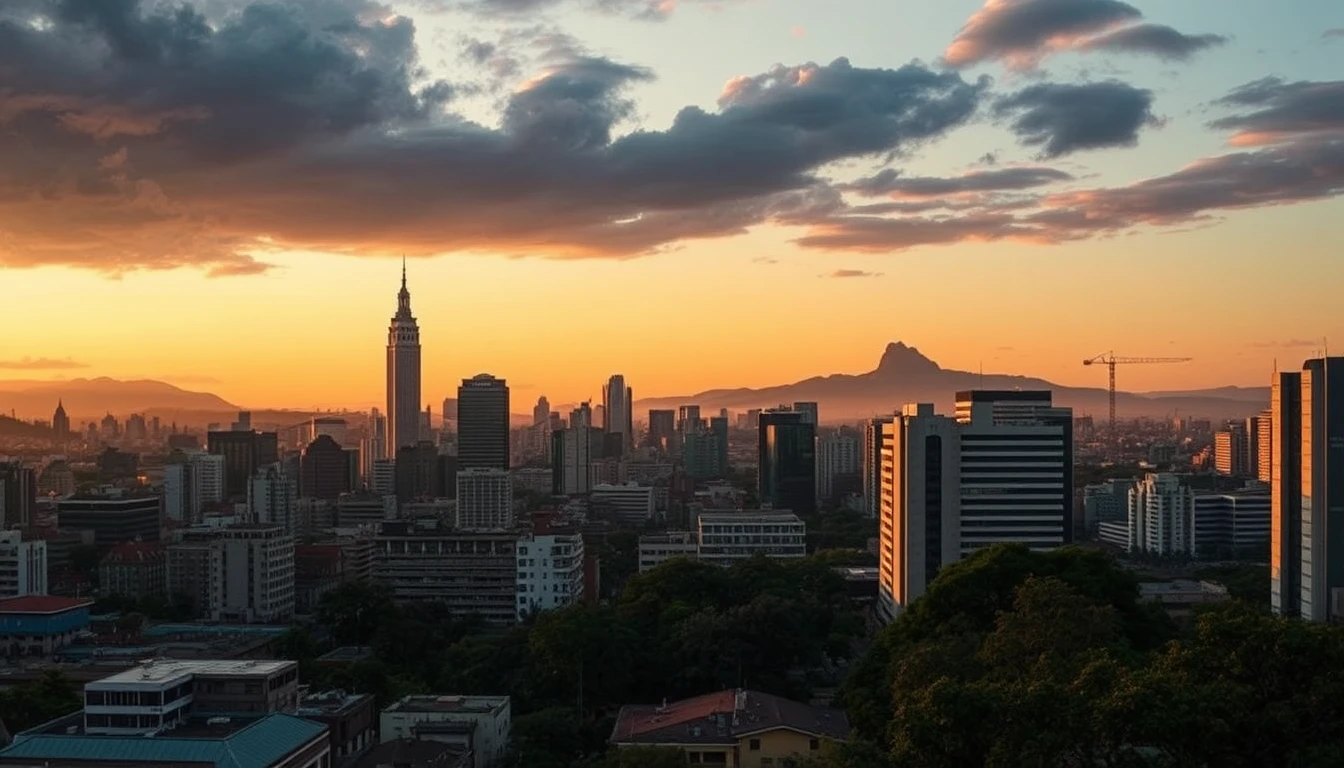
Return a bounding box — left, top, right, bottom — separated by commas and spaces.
603, 375, 634, 456
249, 463, 298, 531
877, 392, 1073, 623
818, 430, 860, 502
516, 530, 585, 619
386, 260, 422, 457
456, 468, 514, 530
1127, 473, 1193, 556
0, 530, 46, 598
163, 452, 226, 523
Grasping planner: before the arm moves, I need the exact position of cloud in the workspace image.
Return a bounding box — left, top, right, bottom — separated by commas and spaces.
945, 0, 1221, 69
827, 268, 883, 278
1248, 339, 1318, 349
994, 81, 1157, 157
843, 166, 1073, 198
0, 0, 989, 275
1209, 77, 1344, 146
450, 0, 743, 21
1076, 23, 1226, 60
1325, 29, 1344, 40
0, 357, 89, 370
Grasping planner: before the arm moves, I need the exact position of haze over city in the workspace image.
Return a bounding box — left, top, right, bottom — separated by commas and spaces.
1, 0, 1341, 408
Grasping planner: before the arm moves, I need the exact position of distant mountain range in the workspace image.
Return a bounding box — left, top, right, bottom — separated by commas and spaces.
0, 377, 237, 423
634, 342, 1270, 423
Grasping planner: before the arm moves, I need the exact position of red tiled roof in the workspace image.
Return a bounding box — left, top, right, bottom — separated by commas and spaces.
101, 541, 165, 564
0, 596, 94, 614
610, 689, 849, 746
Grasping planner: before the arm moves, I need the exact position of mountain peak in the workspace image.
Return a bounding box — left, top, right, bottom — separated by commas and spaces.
876, 341, 941, 375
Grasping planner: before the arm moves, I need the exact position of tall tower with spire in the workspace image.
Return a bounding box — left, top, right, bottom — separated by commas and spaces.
386, 259, 422, 458
52, 400, 70, 441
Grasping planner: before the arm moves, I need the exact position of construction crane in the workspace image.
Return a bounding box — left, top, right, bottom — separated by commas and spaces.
1082, 352, 1192, 437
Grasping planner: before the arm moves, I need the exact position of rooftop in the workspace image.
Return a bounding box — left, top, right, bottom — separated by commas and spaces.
90, 659, 296, 686
297, 689, 374, 717
316, 646, 376, 663
384, 694, 509, 716
101, 541, 166, 564
1, 712, 326, 768
353, 738, 471, 768
0, 596, 93, 614
610, 689, 849, 746
698, 512, 803, 524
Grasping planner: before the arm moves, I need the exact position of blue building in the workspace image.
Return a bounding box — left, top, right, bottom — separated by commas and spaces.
0, 596, 92, 657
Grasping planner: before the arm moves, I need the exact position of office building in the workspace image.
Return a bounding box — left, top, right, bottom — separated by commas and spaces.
296, 689, 376, 764
363, 408, 387, 484
250, 463, 298, 531
373, 525, 519, 624
172, 525, 295, 623
0, 531, 47, 598
696, 511, 807, 567
792, 401, 819, 426
1084, 478, 1138, 533
532, 396, 550, 427
57, 492, 161, 548
682, 426, 725, 480
516, 529, 585, 620
456, 468, 514, 530
97, 541, 165, 600
1274, 357, 1344, 622
380, 695, 512, 768
207, 429, 280, 498
552, 427, 600, 496
387, 262, 423, 456
1192, 488, 1271, 559
395, 441, 443, 503
818, 430, 860, 504
163, 452, 226, 524
677, 405, 702, 436
458, 375, 510, 470
590, 483, 655, 525
1215, 423, 1250, 477
862, 417, 886, 518
0, 461, 36, 529
758, 408, 817, 516
1254, 409, 1273, 483
637, 531, 700, 572
52, 400, 70, 441
646, 409, 676, 453
877, 405, 960, 622
1127, 473, 1194, 556
603, 375, 634, 456
300, 435, 350, 501
955, 390, 1072, 555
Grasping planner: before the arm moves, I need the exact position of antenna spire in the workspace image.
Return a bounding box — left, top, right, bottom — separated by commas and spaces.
401, 255, 407, 289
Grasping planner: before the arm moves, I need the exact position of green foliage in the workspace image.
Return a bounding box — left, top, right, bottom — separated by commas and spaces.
1194, 564, 1270, 606
797, 509, 876, 553
840, 543, 1344, 767
315, 582, 400, 646
592, 746, 685, 768
0, 672, 81, 733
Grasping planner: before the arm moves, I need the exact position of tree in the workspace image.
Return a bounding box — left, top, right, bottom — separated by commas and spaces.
593, 746, 685, 768
0, 672, 81, 732
315, 582, 400, 646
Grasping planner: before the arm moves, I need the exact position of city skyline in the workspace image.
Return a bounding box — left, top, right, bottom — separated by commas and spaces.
0, 0, 1341, 407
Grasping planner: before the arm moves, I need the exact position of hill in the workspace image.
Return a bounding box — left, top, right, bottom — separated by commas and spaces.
634, 342, 1268, 422
0, 378, 237, 422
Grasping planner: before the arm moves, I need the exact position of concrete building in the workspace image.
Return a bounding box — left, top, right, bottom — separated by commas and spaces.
297, 689, 376, 764
646, 409, 676, 453
380, 695, 511, 768
1127, 473, 1194, 556
387, 262, 423, 457
515, 529, 585, 620
1272, 357, 1344, 622
0, 461, 36, 529
1215, 423, 1250, 477
98, 541, 165, 600
862, 417, 887, 518
0, 531, 46, 599
163, 452, 226, 524
206, 430, 280, 499
172, 525, 295, 623
57, 492, 162, 548
372, 524, 518, 624
336, 494, 398, 527
456, 469, 513, 530
457, 375, 510, 471
1254, 409, 1273, 483
0, 595, 92, 657
1192, 488, 1271, 559
590, 483, 655, 525
1083, 478, 1138, 533
696, 512, 807, 567
637, 531, 699, 573
603, 375, 634, 456
81, 659, 300, 735
300, 435, 351, 501
250, 463, 298, 531
818, 430, 860, 504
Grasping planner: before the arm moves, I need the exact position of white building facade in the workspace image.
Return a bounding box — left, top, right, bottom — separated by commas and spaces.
0, 530, 46, 598
515, 532, 585, 619
1127, 473, 1194, 556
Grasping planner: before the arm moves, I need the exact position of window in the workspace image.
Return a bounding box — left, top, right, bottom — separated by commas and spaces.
809, 738, 820, 751
749, 738, 761, 751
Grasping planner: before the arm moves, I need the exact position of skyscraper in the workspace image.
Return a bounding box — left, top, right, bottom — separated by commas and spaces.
1254, 409, 1273, 483
603, 375, 634, 455
1299, 358, 1343, 622
792, 402, 819, 426
1215, 423, 1250, 477
386, 260, 422, 457
818, 429, 860, 504
1271, 370, 1303, 617
758, 408, 816, 515
533, 397, 551, 427
458, 374, 510, 470
646, 409, 676, 452
52, 401, 69, 441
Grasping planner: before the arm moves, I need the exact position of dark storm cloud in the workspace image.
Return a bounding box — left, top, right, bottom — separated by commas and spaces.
0, 0, 988, 274
994, 81, 1157, 157
1076, 23, 1226, 60
843, 166, 1073, 197
945, 0, 1223, 69
1208, 77, 1344, 145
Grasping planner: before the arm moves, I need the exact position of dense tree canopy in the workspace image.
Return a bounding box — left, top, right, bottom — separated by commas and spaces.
839, 543, 1344, 767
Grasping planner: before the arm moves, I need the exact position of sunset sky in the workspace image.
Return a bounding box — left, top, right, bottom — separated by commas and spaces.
1, 0, 1341, 409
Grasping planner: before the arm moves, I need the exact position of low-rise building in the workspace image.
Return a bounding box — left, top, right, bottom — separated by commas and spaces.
696, 512, 807, 567
515, 528, 584, 620
172, 525, 295, 623
372, 523, 517, 624
589, 483, 655, 526
0, 595, 92, 657
637, 531, 699, 573
82, 659, 301, 734
610, 688, 849, 768
380, 695, 511, 768
297, 689, 376, 764
0, 530, 46, 599
98, 541, 166, 600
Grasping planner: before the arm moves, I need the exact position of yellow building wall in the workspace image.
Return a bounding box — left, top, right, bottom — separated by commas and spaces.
735, 728, 828, 768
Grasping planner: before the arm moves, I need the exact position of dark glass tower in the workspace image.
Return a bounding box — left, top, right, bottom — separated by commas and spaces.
458, 374, 510, 470
758, 409, 816, 515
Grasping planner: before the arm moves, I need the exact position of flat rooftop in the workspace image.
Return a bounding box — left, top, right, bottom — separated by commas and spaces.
90, 659, 296, 686
698, 512, 803, 524
0, 596, 93, 614
384, 694, 509, 715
